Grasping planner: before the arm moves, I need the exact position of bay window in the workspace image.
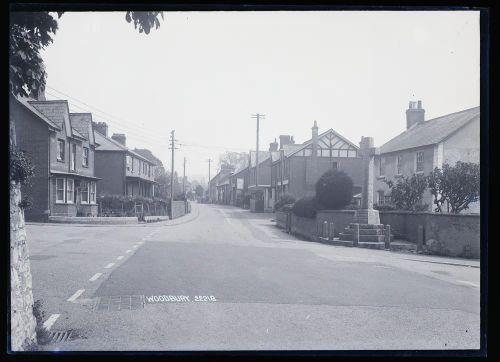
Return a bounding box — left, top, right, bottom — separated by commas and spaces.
81, 180, 89, 203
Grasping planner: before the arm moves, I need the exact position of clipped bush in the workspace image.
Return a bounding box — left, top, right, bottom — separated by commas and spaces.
315, 169, 354, 210
374, 203, 397, 211
274, 193, 296, 211
292, 196, 321, 218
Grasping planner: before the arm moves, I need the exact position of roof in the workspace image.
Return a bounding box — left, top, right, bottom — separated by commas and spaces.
69, 113, 95, 145
380, 107, 480, 154
71, 128, 86, 140
249, 151, 270, 167
28, 100, 72, 137
282, 144, 303, 157
94, 132, 153, 164
270, 151, 281, 163
285, 128, 359, 158
133, 149, 161, 166
13, 96, 61, 130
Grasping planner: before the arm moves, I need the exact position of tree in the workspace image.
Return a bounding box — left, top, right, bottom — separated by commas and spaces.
9, 11, 163, 351
10, 11, 164, 98
195, 185, 204, 198
292, 196, 321, 219
274, 193, 296, 212
385, 174, 428, 211
218, 151, 248, 173
427, 162, 480, 214
315, 170, 353, 210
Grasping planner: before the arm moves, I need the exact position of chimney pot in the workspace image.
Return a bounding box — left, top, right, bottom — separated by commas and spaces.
406, 100, 425, 129
112, 133, 126, 146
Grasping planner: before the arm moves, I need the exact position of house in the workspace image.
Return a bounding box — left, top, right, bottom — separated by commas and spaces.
271, 122, 363, 205
216, 172, 232, 204
374, 101, 480, 213
208, 168, 233, 203
10, 96, 100, 221
93, 122, 157, 198
248, 147, 280, 212
229, 164, 250, 207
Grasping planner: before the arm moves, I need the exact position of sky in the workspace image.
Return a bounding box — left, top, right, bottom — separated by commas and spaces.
41, 11, 480, 184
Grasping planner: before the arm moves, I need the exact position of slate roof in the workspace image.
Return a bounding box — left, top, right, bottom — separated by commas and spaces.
69, 113, 95, 145
270, 151, 281, 163
14, 96, 61, 130
249, 151, 270, 167
71, 128, 86, 140
379, 106, 480, 154
282, 144, 303, 157
133, 149, 160, 166
94, 132, 153, 164
29, 100, 72, 137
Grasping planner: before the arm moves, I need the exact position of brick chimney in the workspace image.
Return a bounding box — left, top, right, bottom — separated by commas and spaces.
279, 135, 293, 150
269, 138, 278, 152
29, 85, 46, 101
112, 133, 126, 146
93, 121, 108, 137
406, 100, 425, 129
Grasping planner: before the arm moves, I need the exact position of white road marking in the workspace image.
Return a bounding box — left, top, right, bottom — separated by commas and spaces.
89, 273, 103, 281
219, 210, 232, 224
104, 263, 115, 269
67, 289, 85, 302
117, 256, 124, 260
42, 314, 60, 330
125, 250, 132, 253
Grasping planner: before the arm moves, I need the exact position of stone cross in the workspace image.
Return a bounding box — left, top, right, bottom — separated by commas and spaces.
354, 136, 381, 225
359, 136, 378, 209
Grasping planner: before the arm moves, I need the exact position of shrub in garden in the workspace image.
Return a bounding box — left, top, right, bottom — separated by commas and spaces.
384, 173, 427, 211
292, 196, 321, 218
315, 169, 354, 210
274, 193, 296, 211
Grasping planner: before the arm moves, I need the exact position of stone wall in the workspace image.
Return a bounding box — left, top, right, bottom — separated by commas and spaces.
278, 208, 480, 259
10, 182, 37, 351
171, 201, 187, 219
49, 216, 138, 224
316, 210, 356, 237
290, 214, 318, 241
275, 211, 288, 229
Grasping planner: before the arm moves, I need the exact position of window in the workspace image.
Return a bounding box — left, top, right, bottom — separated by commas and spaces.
379, 157, 384, 176
378, 191, 385, 205
70, 143, 76, 171
90, 182, 96, 203
416, 152, 424, 172
143, 162, 147, 174
148, 165, 152, 177
348, 150, 357, 158
304, 149, 312, 157
339, 150, 348, 158
83, 147, 89, 167
66, 179, 74, 203
126, 155, 131, 171
57, 140, 65, 161
396, 155, 403, 175
81, 180, 89, 203
384, 195, 392, 204
56, 178, 65, 203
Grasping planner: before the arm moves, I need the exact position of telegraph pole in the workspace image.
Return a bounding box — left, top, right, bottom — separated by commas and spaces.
251, 114, 265, 189
168, 130, 178, 217
183, 157, 186, 195
207, 158, 212, 202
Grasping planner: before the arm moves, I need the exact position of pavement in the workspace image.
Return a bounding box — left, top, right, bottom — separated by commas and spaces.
25, 203, 480, 351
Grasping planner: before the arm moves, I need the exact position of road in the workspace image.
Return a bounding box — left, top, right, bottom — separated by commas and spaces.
25, 203, 480, 351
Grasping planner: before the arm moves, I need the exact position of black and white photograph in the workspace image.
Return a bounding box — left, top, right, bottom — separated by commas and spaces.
7, 5, 487, 355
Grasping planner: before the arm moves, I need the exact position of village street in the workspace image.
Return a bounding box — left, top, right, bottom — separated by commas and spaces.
26, 203, 480, 351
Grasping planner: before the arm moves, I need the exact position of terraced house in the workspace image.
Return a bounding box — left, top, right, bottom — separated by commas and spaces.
93, 122, 157, 198
10, 96, 100, 221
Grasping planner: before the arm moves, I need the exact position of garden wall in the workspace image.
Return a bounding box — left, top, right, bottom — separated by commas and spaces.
49, 216, 138, 224
171, 201, 187, 219
277, 209, 480, 259
275, 211, 288, 229
316, 210, 356, 237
